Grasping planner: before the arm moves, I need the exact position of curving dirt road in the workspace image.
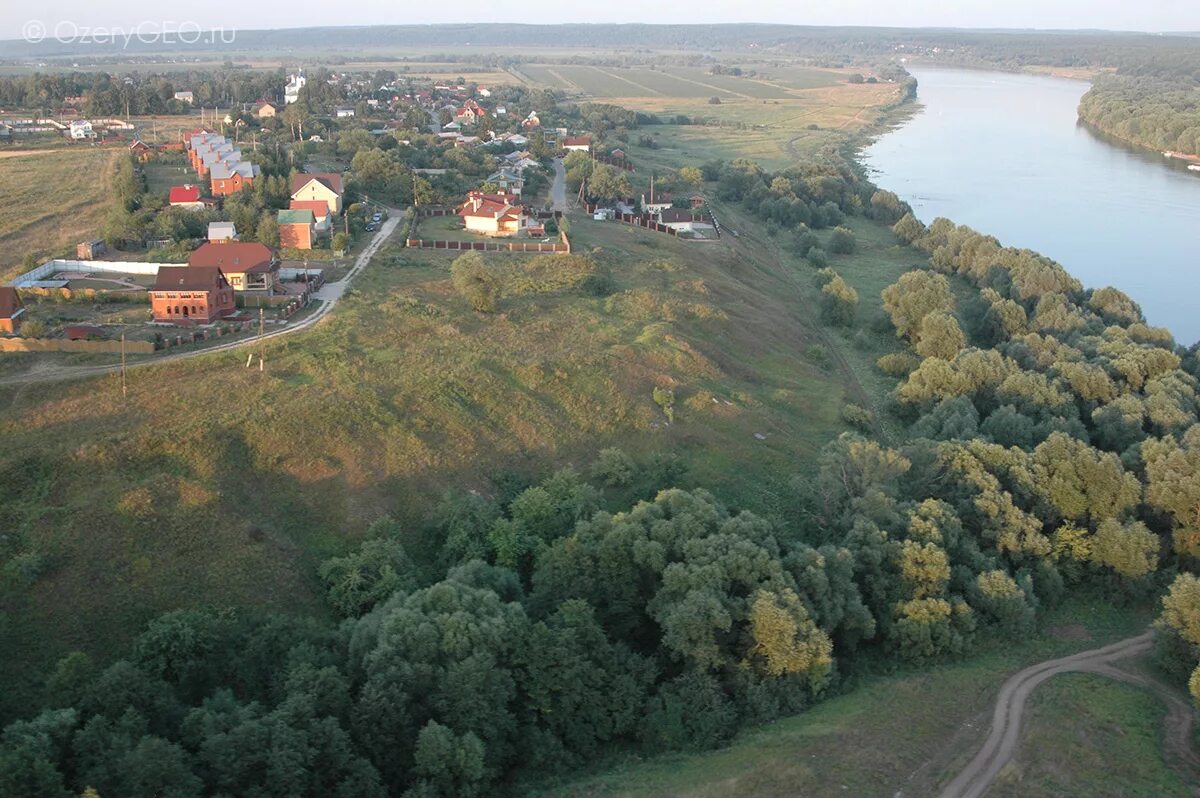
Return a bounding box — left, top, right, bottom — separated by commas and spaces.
0, 214, 400, 388
936, 632, 1158, 798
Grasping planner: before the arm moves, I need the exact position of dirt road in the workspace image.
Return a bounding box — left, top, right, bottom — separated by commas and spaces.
0, 213, 401, 388
936, 632, 1155, 798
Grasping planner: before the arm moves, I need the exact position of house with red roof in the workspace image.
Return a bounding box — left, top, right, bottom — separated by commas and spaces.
0, 287, 25, 334
289, 200, 333, 235
150, 266, 235, 324
290, 172, 344, 215
458, 191, 526, 237
562, 135, 592, 153
455, 99, 488, 126
168, 184, 208, 210
188, 241, 278, 294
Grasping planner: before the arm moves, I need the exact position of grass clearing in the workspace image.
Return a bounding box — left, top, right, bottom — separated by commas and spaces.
988, 672, 1191, 797
546, 596, 1157, 798
0, 147, 120, 278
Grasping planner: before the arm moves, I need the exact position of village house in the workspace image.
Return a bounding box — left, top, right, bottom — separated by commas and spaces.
150, 266, 236, 324
642, 191, 673, 214
487, 168, 526, 196
189, 242, 278, 293
189, 242, 277, 293
208, 221, 238, 242
458, 191, 527, 237
174, 91, 195, 105
0, 286, 25, 335
289, 200, 333, 235
335, 107, 356, 119
523, 111, 541, 129
658, 207, 715, 234
210, 161, 260, 197
68, 120, 95, 140
562, 135, 592, 153
455, 99, 488, 126
169, 185, 208, 210
253, 101, 278, 119
290, 173, 344, 215
128, 139, 153, 162
277, 209, 316, 250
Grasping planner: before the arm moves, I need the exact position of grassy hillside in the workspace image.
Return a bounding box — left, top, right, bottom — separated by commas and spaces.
546, 596, 1161, 798
0, 200, 917, 717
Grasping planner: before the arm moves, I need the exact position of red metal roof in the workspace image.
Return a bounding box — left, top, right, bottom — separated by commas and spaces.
169, 185, 202, 203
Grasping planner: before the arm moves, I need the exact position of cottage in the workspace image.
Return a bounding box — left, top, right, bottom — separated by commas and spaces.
289, 200, 333, 235
253, 101, 278, 119
335, 107, 356, 119
486, 168, 526, 196
150, 266, 235, 324
454, 99, 488, 126
208, 221, 238, 242
169, 185, 207, 209
658, 208, 714, 234
174, 91, 195, 105
562, 135, 592, 153
277, 209, 316, 250
128, 139, 153, 162
458, 191, 526, 237
0, 287, 25, 334
642, 192, 673, 214
189, 242, 277, 293
523, 111, 541, 129
69, 120, 95, 140
290, 173, 344, 215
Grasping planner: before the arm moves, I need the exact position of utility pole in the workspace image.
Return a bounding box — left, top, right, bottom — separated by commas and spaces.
120, 334, 127, 399
258, 306, 265, 372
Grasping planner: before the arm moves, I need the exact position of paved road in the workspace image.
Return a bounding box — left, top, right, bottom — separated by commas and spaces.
0, 214, 401, 387
551, 156, 567, 212
936, 632, 1155, 798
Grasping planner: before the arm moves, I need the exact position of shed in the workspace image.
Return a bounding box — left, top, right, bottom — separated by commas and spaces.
76, 239, 107, 260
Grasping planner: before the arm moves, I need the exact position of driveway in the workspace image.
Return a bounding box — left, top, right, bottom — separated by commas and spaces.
551, 156, 567, 212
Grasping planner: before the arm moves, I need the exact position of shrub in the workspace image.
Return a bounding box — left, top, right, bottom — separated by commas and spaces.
591, 447, 637, 487
450, 252, 501, 313
876, 352, 922, 377
806, 247, 829, 269
828, 226, 857, 255
842, 403, 875, 432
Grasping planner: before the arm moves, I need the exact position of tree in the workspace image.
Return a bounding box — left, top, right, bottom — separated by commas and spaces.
591, 447, 637, 487
1138, 425, 1200, 556
882, 270, 955, 343
819, 273, 858, 326
332, 232, 350, 253
827, 226, 856, 255
893, 212, 926, 244
450, 252, 501, 313
318, 520, 416, 617
677, 166, 703, 187
748, 589, 833, 681
915, 311, 966, 360
255, 212, 279, 248
1091, 518, 1159, 579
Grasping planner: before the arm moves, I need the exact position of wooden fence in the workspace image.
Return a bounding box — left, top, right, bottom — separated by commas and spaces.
0, 337, 156, 354
584, 204, 678, 236
594, 153, 635, 172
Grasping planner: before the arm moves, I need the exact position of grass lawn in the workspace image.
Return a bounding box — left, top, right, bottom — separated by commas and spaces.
544, 595, 1160, 798
0, 147, 120, 279
988, 672, 1191, 797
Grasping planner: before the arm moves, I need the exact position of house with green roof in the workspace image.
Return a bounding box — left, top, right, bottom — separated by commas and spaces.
278, 208, 317, 250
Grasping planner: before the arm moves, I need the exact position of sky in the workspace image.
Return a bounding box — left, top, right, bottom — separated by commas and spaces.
3, 0, 1200, 42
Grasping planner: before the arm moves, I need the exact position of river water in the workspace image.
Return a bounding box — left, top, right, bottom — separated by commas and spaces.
861, 66, 1200, 345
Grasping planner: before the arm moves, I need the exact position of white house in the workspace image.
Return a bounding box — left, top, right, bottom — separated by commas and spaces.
658, 208, 714, 234
68, 120, 95, 140
208, 221, 238, 242
335, 107, 355, 118
562, 135, 591, 153
174, 91, 195, 104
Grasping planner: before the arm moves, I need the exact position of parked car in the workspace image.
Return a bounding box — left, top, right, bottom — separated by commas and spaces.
365, 223, 377, 232
372, 212, 383, 222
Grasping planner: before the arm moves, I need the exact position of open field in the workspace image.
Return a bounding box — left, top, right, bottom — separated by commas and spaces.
547, 596, 1169, 798
0, 147, 120, 279
519, 63, 843, 100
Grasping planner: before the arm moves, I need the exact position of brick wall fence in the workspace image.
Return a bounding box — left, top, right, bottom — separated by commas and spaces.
583, 203, 679, 236
405, 237, 570, 253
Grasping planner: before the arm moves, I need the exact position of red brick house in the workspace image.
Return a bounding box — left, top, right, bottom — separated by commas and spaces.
150, 266, 235, 324
277, 209, 316, 250
210, 161, 260, 197
0, 287, 25, 334
189, 241, 278, 293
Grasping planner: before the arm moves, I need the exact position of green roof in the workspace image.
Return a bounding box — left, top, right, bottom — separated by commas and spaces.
277, 209, 315, 224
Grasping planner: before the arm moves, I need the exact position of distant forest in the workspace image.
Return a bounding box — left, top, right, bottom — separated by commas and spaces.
1078, 52, 1200, 156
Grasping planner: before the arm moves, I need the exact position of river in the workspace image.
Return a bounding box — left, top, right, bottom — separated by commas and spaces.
861, 66, 1200, 345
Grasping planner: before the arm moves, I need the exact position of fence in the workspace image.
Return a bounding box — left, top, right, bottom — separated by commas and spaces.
583, 204, 678, 236
415, 206, 458, 218
10, 258, 173, 286
0, 337, 156, 354
405, 238, 570, 253
594, 154, 635, 172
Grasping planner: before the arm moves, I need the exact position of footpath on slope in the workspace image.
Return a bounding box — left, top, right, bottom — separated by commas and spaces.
931, 631, 1198, 798
0, 213, 401, 388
